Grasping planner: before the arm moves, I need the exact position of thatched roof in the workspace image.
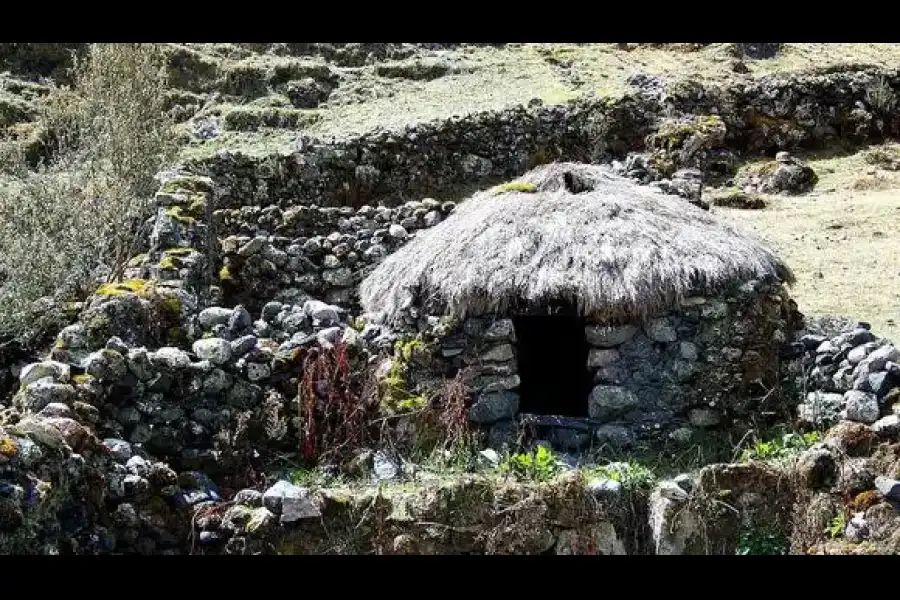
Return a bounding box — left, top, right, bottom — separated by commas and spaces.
359, 163, 794, 325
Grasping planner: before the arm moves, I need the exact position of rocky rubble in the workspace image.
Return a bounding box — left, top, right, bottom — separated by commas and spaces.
794, 324, 900, 429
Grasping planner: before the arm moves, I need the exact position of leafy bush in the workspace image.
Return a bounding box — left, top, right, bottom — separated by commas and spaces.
739, 431, 822, 463
0, 43, 177, 337
500, 446, 559, 482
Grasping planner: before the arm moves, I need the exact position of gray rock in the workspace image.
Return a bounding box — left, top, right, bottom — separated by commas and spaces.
845, 515, 869, 543
198, 307, 233, 328
478, 448, 501, 466
229, 305, 253, 332
126, 348, 156, 381
816, 340, 838, 355
688, 408, 722, 428
192, 338, 232, 365
797, 391, 845, 428
585, 325, 637, 348
233, 489, 264, 507
868, 345, 900, 371
319, 264, 354, 286
388, 224, 408, 240
800, 334, 827, 350
843, 390, 880, 424
847, 345, 871, 365
20, 361, 70, 387
230, 335, 258, 357
246, 362, 271, 382
588, 386, 638, 421
673, 474, 695, 493
657, 480, 690, 502
423, 210, 442, 227
203, 369, 233, 394
316, 326, 344, 347
469, 391, 519, 424
481, 344, 514, 362
587, 348, 620, 368
679, 342, 699, 361
872, 414, 900, 437
103, 438, 133, 462
19, 380, 76, 412
868, 372, 896, 399
587, 477, 623, 500
237, 237, 266, 257
261, 301, 284, 322
594, 424, 635, 448
483, 319, 516, 342
149, 347, 192, 370
478, 374, 520, 393
487, 420, 518, 451
262, 480, 321, 523
84, 349, 127, 382
125, 455, 149, 477
37, 402, 73, 418
373, 451, 400, 481
645, 318, 677, 343
302, 300, 340, 326
875, 476, 900, 502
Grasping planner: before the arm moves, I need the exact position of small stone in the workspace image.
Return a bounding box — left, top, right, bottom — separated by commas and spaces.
192, 338, 232, 365
388, 224, 408, 240
645, 318, 677, 343
483, 319, 516, 342
19, 380, 76, 412
585, 325, 637, 348
797, 392, 845, 428
20, 361, 70, 387
149, 347, 192, 370
800, 334, 827, 350
233, 489, 263, 507
230, 335, 258, 357
102, 439, 133, 462
229, 305, 253, 332
848, 345, 871, 365
588, 386, 638, 421
656, 480, 689, 502
587, 348, 620, 368
872, 414, 900, 438
478, 448, 501, 466
843, 390, 880, 424
37, 402, 72, 419
845, 515, 869, 542
237, 237, 266, 257
83, 349, 127, 382
246, 362, 271, 382
868, 372, 896, 399
673, 474, 694, 493
261, 301, 283, 322
468, 391, 519, 424
126, 348, 156, 381
302, 300, 340, 325
481, 344, 514, 362
593, 424, 634, 448
373, 451, 400, 481
868, 345, 900, 371
679, 342, 699, 361
587, 477, 623, 500
198, 307, 234, 328
875, 476, 900, 502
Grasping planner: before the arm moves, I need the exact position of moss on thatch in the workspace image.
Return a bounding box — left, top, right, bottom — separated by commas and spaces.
359, 163, 794, 325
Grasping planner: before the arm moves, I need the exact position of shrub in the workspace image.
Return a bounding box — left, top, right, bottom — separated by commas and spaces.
0, 43, 177, 338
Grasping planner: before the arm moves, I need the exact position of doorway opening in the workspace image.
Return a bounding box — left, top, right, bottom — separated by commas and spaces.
512, 313, 591, 418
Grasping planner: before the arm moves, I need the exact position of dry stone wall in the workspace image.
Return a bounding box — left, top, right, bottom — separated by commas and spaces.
425, 277, 800, 453
181, 67, 900, 209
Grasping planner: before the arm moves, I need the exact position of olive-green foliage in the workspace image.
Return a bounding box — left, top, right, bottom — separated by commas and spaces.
739, 431, 822, 463
0, 43, 177, 336
499, 446, 559, 482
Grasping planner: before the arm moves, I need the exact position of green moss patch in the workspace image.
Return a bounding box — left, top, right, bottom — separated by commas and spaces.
495, 181, 537, 194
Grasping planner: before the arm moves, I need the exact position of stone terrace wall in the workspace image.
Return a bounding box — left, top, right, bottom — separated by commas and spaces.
182, 67, 900, 209
425, 277, 800, 452
213, 197, 456, 311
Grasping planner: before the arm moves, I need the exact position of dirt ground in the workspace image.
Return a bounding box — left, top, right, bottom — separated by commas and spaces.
717, 145, 900, 342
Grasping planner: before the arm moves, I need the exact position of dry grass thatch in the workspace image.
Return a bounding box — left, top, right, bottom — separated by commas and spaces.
359, 163, 794, 325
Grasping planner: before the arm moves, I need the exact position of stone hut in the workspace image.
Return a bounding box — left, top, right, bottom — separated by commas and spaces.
359, 163, 801, 451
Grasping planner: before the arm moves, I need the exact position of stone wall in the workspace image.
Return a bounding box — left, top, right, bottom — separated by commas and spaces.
424, 277, 800, 453
181, 67, 900, 209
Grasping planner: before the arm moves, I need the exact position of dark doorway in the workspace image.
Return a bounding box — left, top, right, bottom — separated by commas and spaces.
513, 314, 592, 418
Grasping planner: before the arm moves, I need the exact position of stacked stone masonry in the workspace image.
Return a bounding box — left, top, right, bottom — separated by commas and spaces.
435, 278, 799, 451
182, 68, 900, 209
